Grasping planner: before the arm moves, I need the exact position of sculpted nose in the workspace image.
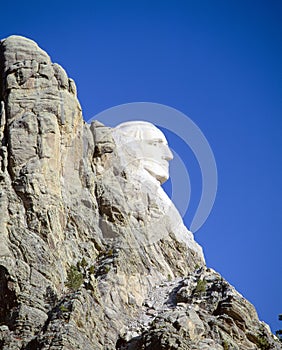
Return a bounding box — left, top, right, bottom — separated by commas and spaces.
163, 146, 173, 161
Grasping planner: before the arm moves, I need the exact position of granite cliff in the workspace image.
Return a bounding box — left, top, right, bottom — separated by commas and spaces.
0, 35, 280, 350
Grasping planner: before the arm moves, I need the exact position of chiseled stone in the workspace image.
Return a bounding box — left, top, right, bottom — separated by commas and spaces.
0, 35, 280, 350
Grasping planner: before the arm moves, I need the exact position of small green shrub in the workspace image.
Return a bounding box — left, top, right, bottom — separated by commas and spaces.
276, 314, 282, 342
257, 336, 270, 350
106, 249, 113, 257
65, 265, 84, 292
257, 327, 272, 350
59, 305, 69, 313
80, 257, 88, 268
104, 265, 111, 273
222, 340, 229, 350
276, 329, 282, 341
194, 279, 207, 294
88, 265, 95, 275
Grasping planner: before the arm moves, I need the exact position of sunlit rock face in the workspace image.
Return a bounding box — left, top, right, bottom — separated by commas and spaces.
0, 36, 280, 350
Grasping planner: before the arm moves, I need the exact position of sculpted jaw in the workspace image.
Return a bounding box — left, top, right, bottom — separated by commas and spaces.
112, 121, 173, 184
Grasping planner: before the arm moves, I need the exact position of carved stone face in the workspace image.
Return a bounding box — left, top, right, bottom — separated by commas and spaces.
112, 121, 173, 184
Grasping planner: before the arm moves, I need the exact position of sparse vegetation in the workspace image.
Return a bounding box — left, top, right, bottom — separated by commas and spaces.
103, 248, 113, 258
257, 335, 271, 350
65, 258, 100, 296
256, 326, 272, 350
104, 265, 111, 273
194, 279, 207, 295
65, 265, 84, 292
276, 314, 282, 342
59, 304, 69, 313
88, 265, 95, 275
222, 340, 229, 350
80, 257, 88, 269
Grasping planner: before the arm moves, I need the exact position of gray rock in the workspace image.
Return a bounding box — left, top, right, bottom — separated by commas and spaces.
0, 35, 280, 350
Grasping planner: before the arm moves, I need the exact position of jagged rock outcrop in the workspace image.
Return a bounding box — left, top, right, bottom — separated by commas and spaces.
0, 35, 280, 350
119, 268, 276, 350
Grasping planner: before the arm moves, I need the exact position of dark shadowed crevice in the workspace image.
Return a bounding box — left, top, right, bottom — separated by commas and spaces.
0, 265, 18, 329
23, 338, 42, 350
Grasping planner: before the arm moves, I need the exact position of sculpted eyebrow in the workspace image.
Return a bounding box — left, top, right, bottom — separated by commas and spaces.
149, 138, 163, 143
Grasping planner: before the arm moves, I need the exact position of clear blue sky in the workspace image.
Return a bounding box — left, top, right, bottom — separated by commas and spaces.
1, 0, 282, 332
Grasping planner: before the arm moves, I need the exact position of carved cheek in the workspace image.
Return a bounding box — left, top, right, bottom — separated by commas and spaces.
140, 143, 156, 159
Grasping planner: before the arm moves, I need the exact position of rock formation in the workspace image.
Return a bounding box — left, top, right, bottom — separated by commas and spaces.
0, 35, 280, 350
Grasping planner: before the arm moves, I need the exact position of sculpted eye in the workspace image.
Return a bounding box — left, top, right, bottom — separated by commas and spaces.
148, 139, 162, 146
147, 141, 156, 146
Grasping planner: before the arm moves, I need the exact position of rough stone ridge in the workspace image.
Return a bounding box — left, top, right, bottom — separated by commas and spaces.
0, 35, 280, 350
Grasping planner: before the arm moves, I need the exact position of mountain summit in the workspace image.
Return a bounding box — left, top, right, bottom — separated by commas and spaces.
0, 35, 280, 350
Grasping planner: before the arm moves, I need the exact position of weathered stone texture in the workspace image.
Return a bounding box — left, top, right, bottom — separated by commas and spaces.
0, 36, 280, 350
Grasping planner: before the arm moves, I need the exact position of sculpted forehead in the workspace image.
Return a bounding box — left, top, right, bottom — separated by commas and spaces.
113, 121, 167, 143
141, 127, 167, 143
